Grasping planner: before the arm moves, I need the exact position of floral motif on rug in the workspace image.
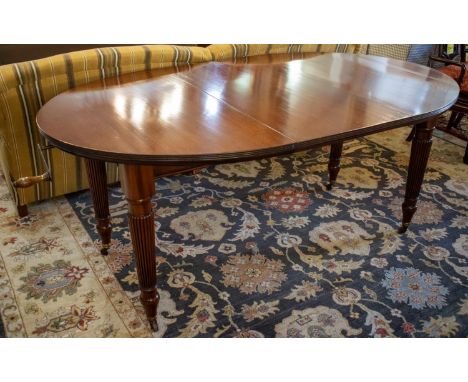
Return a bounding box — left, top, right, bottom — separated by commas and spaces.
67, 137, 468, 337
18, 260, 89, 303
32, 305, 99, 335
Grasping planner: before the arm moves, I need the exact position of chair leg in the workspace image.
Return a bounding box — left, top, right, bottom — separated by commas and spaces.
452, 112, 463, 129
17, 203, 28, 218
406, 127, 416, 142
327, 141, 343, 190
447, 111, 459, 130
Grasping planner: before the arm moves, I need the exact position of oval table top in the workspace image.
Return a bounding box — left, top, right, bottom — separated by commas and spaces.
37, 53, 460, 165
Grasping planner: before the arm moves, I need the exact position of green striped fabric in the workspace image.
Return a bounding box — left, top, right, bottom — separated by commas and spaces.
0, 45, 212, 207
208, 44, 361, 61
0, 43, 365, 209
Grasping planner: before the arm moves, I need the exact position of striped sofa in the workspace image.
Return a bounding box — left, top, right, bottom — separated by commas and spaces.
0, 45, 212, 214
0, 43, 364, 215
208, 44, 360, 61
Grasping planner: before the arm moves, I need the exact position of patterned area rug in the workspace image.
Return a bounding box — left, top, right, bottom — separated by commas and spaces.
0, 128, 467, 337
0, 177, 151, 337
65, 131, 468, 338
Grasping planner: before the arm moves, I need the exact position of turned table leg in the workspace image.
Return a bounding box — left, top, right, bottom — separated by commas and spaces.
85, 159, 112, 255
121, 164, 159, 331
327, 141, 343, 190
398, 120, 435, 234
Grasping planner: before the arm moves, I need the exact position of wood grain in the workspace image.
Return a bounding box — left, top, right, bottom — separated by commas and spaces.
37, 54, 459, 165
36, 53, 460, 330
399, 121, 435, 233
121, 164, 159, 330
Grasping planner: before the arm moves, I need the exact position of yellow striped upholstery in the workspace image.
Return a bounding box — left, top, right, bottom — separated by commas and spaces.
0, 45, 212, 207
0, 43, 362, 210
359, 44, 412, 61
208, 44, 360, 61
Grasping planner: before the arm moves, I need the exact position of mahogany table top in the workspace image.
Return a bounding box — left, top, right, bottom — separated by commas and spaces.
37, 53, 459, 164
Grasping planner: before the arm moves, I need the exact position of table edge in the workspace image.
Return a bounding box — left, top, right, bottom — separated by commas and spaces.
38, 102, 454, 166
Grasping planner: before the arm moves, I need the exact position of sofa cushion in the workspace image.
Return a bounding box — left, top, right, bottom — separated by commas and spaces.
208, 44, 360, 61
0, 45, 212, 206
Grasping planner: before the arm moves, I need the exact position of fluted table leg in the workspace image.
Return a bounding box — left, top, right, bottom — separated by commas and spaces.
327, 141, 343, 190
121, 164, 159, 331
399, 120, 435, 234
85, 159, 112, 255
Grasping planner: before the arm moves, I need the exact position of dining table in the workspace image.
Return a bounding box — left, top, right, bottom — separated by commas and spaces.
36, 53, 460, 331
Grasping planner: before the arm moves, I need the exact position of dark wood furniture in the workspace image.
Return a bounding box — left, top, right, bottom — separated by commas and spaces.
36, 53, 459, 331
406, 44, 468, 163
435, 44, 466, 63
434, 46, 468, 164
432, 44, 467, 133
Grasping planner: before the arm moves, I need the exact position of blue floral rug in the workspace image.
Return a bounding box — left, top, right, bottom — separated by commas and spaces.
67, 137, 468, 337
